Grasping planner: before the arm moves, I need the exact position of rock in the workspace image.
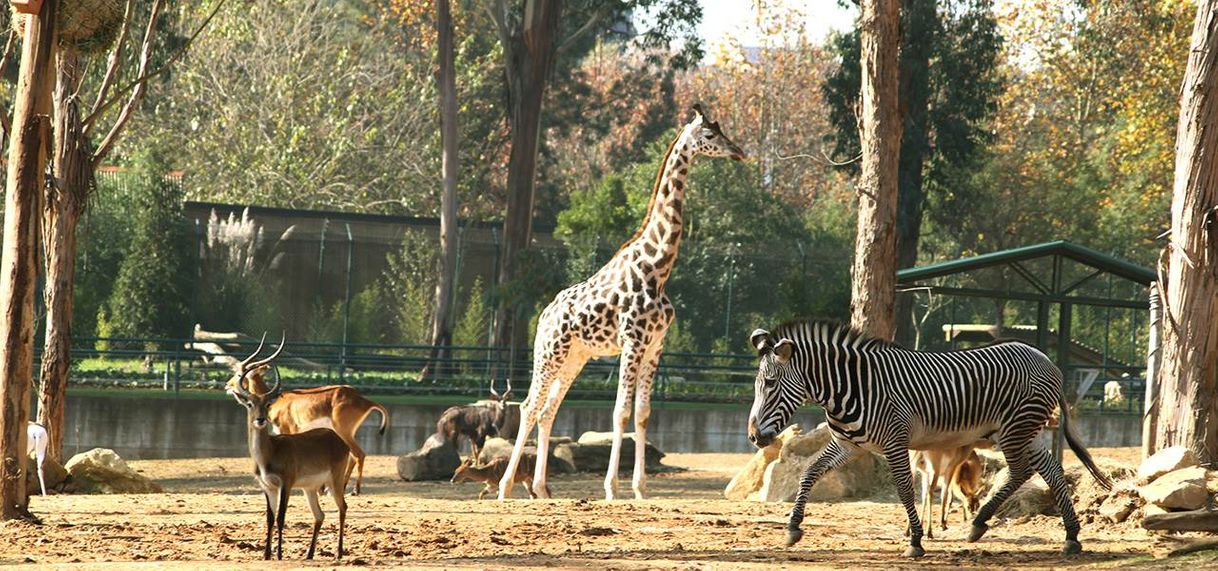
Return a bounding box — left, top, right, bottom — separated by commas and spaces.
566, 431, 666, 473
983, 468, 1057, 518
65, 448, 162, 494
753, 423, 890, 502
724, 425, 801, 501
477, 436, 576, 474
396, 433, 461, 481
1143, 503, 1168, 518
1139, 466, 1208, 510
25, 454, 68, 496
1137, 447, 1198, 486
1097, 487, 1143, 524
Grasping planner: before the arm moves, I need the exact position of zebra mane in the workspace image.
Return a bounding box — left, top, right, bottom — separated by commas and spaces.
771, 319, 899, 350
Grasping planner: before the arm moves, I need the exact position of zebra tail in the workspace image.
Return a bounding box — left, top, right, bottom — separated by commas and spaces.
1059, 394, 1113, 491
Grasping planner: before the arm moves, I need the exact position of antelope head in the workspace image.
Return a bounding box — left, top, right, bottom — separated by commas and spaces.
226, 333, 287, 428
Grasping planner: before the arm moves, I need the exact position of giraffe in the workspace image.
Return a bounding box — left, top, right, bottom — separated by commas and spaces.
498, 105, 746, 501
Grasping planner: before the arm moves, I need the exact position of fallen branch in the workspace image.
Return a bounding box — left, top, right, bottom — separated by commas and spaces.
1143, 508, 1218, 532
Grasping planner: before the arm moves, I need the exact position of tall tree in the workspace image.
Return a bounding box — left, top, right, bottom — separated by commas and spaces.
485, 0, 702, 353
1152, 0, 1218, 461
421, 0, 461, 380
37, 0, 226, 463
849, 0, 903, 341
0, 0, 57, 520
825, 0, 1002, 342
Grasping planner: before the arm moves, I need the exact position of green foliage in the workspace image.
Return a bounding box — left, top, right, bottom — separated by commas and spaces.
73, 177, 136, 338
379, 230, 437, 345
104, 149, 194, 342
454, 277, 490, 347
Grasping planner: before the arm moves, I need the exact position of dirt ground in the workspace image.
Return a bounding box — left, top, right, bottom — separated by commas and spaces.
0, 448, 1213, 569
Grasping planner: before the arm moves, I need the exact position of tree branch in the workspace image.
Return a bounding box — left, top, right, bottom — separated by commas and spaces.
90, 0, 164, 165
86, 0, 133, 133
0, 32, 16, 140
557, 6, 606, 54
85, 0, 227, 154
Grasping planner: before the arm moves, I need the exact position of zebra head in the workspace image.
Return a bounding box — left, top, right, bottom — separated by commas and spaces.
747, 328, 803, 448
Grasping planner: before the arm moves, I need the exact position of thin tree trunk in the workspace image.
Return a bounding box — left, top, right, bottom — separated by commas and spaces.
850, 0, 903, 342
1154, 0, 1218, 462
38, 47, 92, 464
491, 0, 561, 359
893, 0, 932, 347
0, 0, 57, 520
422, 0, 460, 382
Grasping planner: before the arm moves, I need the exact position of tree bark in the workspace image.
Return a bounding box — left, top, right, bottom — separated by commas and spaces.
38, 47, 93, 465
422, 0, 460, 381
893, 0, 932, 347
491, 0, 562, 355
0, 0, 57, 520
1153, 0, 1218, 462
850, 0, 903, 342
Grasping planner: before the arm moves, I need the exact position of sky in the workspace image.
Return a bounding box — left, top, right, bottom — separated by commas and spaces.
698, 1, 857, 48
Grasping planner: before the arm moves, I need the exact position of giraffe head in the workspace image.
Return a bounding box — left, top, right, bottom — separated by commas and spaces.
689, 104, 746, 161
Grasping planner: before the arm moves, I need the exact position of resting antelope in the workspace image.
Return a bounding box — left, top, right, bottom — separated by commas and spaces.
27, 421, 48, 496
229, 336, 351, 561
908, 446, 985, 538
225, 355, 389, 495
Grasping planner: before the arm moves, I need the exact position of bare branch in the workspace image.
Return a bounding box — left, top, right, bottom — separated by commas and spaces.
0, 32, 16, 140
85, 0, 228, 154
86, 0, 133, 132
91, 0, 164, 164
558, 6, 607, 53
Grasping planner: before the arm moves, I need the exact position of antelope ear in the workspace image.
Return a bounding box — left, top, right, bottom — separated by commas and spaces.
774, 339, 795, 364
750, 329, 773, 354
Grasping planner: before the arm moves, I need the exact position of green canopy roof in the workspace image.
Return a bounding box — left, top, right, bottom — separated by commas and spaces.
897, 240, 1155, 286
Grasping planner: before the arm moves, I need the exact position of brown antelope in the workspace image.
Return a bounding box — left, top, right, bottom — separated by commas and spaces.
224, 354, 389, 495
909, 446, 985, 537
451, 453, 549, 500
436, 380, 512, 461
228, 335, 351, 561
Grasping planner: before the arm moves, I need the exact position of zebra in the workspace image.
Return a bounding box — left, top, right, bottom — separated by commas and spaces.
746, 320, 1112, 558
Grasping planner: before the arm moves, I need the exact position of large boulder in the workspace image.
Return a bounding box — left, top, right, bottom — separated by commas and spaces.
724, 425, 800, 501
1097, 486, 1143, 524
754, 423, 889, 502
65, 448, 162, 494
560, 431, 666, 474
397, 433, 461, 481
477, 436, 577, 474
25, 453, 68, 496
984, 467, 1056, 519
1139, 466, 1209, 510
1137, 446, 1198, 485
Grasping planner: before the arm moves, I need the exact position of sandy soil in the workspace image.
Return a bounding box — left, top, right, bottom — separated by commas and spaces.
0, 448, 1210, 569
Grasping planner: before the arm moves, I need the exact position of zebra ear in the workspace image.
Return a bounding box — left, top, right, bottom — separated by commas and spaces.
750, 328, 773, 354
773, 339, 795, 363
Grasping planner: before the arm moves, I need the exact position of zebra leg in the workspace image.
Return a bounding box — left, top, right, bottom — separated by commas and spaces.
885, 446, 926, 558
786, 438, 857, 547
1029, 443, 1083, 555
968, 442, 1035, 543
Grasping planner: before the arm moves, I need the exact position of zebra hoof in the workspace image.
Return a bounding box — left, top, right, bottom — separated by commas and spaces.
1062, 540, 1082, 555
967, 523, 989, 542
786, 528, 804, 547
904, 545, 925, 558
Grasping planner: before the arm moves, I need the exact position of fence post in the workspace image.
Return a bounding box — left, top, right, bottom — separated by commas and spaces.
341, 223, 354, 381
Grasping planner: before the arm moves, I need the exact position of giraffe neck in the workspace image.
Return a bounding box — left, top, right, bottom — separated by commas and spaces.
626, 126, 697, 281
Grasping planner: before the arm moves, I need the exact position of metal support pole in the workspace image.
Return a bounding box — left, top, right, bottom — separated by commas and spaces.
724, 247, 737, 343
1054, 302, 1072, 463
317, 219, 329, 303
341, 223, 354, 381
1142, 283, 1163, 458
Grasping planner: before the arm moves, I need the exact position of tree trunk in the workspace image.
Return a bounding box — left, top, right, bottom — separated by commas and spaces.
38, 47, 92, 465
850, 0, 903, 342
421, 0, 460, 382
0, 0, 57, 520
893, 0, 933, 347
491, 0, 561, 358
1153, 0, 1218, 462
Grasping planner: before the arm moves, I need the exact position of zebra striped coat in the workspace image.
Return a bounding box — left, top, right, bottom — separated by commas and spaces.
747, 320, 1111, 558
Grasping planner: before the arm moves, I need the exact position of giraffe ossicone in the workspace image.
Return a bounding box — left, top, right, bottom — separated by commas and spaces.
496, 105, 746, 501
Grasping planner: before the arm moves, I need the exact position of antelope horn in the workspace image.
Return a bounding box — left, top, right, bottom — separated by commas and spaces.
489, 379, 500, 398
504, 378, 512, 398
238, 332, 268, 371
249, 332, 286, 371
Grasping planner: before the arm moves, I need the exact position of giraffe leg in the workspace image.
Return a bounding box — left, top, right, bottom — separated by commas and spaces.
498, 383, 544, 500
883, 444, 925, 558
605, 343, 643, 501
787, 437, 858, 547
532, 358, 583, 499
631, 344, 663, 499
1029, 441, 1084, 554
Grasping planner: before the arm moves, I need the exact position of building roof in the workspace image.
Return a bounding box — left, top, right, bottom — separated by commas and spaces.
897, 240, 1155, 286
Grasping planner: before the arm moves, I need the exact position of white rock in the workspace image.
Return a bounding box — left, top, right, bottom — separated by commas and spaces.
1139, 466, 1208, 510
1137, 446, 1198, 485
65, 448, 162, 494
724, 425, 800, 501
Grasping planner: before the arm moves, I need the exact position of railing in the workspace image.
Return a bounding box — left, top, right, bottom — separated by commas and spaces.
52, 336, 761, 404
